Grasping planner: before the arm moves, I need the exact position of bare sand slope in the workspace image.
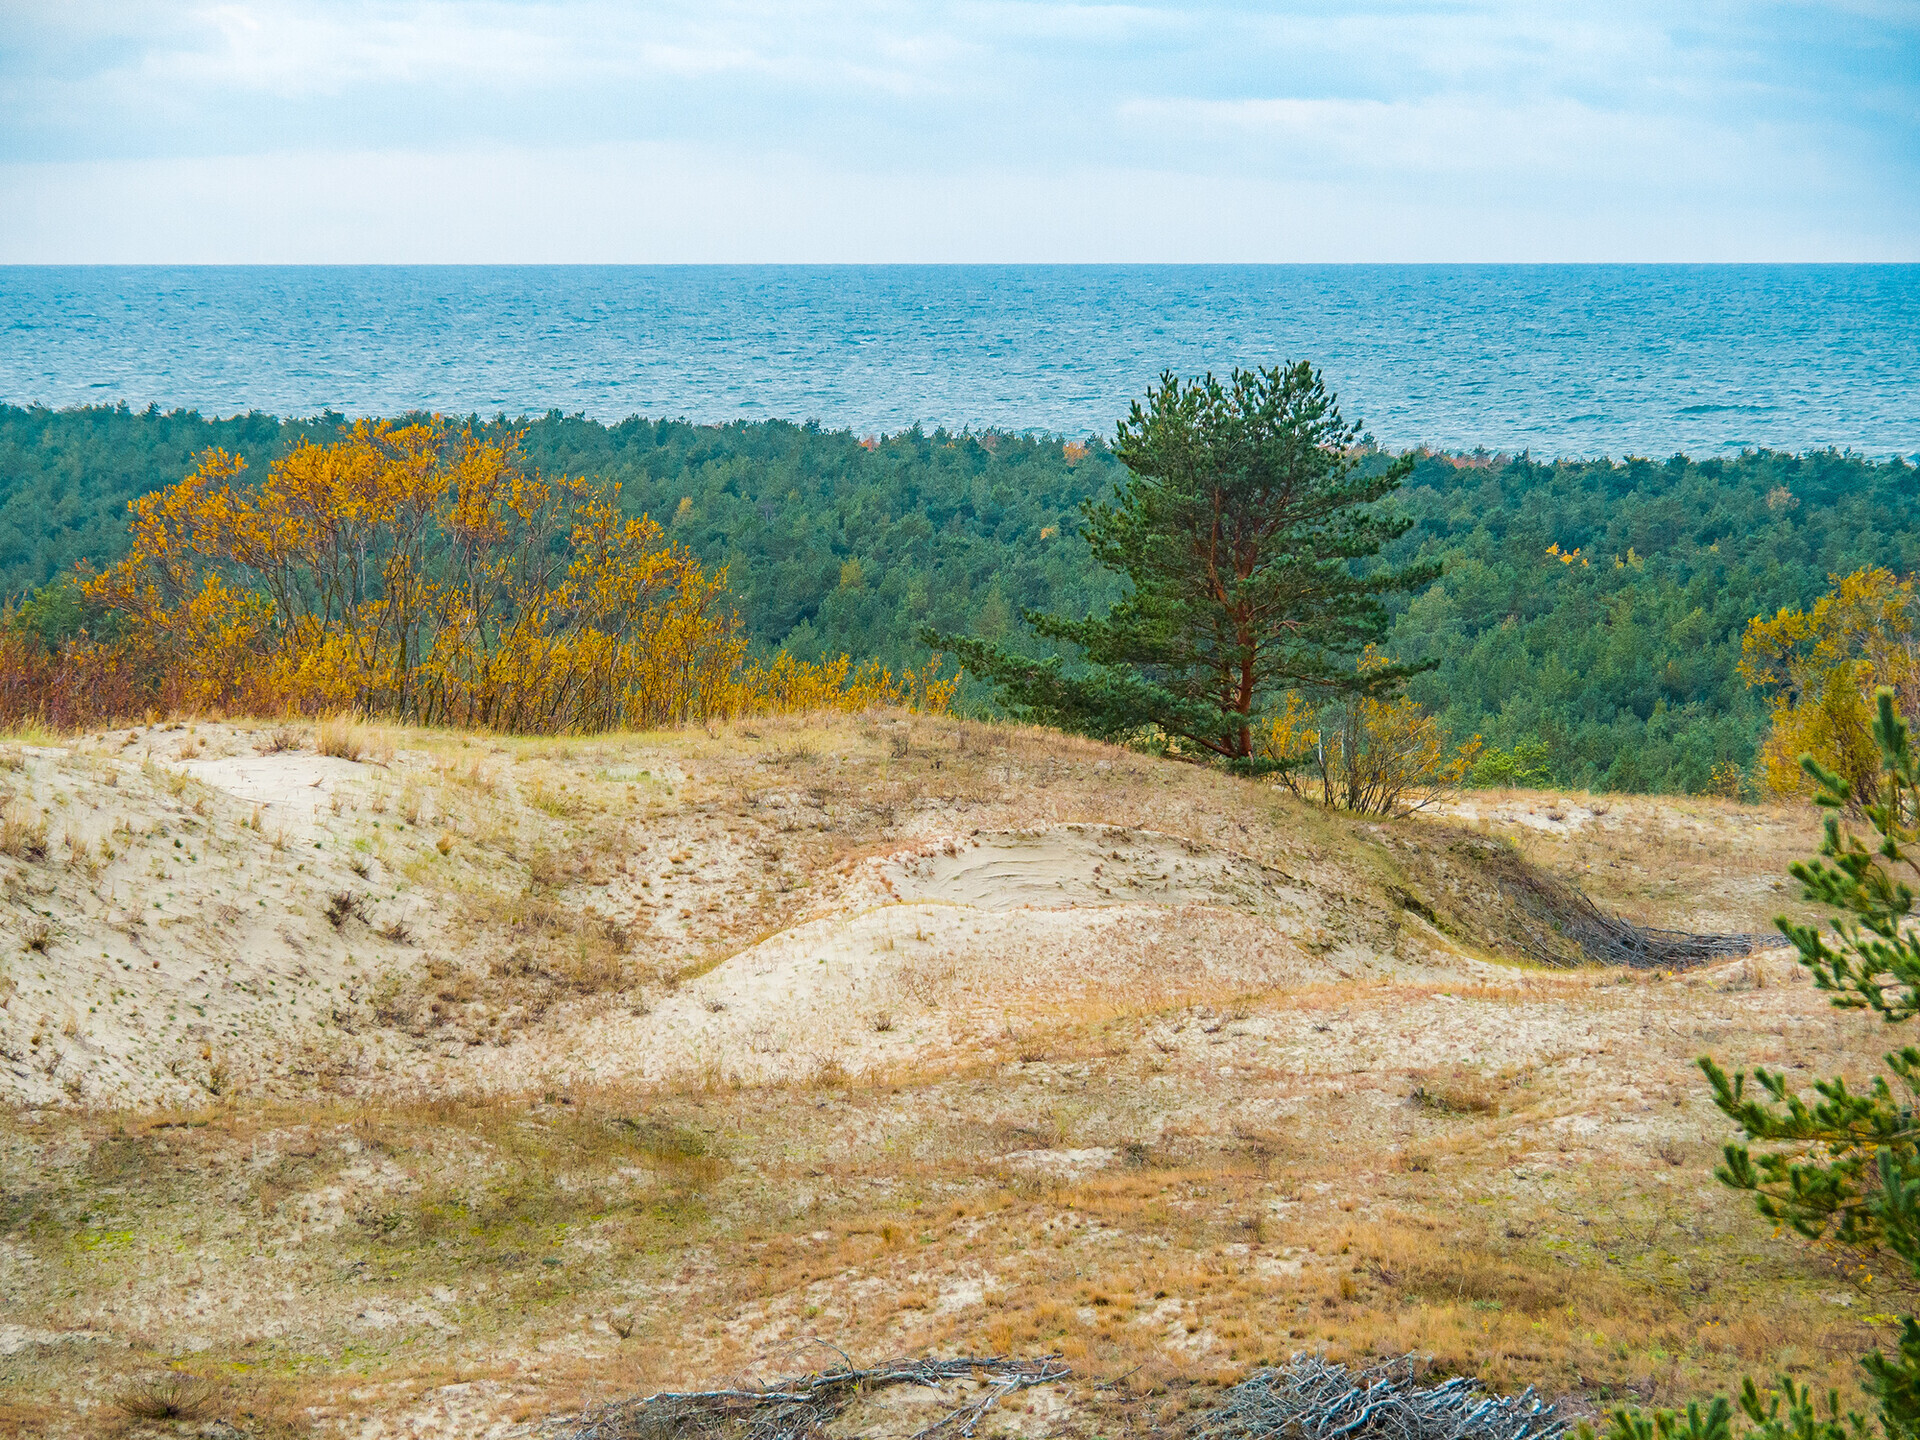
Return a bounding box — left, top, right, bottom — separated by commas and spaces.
1431, 788, 1815, 933
0, 734, 440, 1107
1, 716, 1550, 1108
881, 826, 1292, 912
3, 714, 1821, 1118
552, 823, 1437, 1089
177, 751, 371, 822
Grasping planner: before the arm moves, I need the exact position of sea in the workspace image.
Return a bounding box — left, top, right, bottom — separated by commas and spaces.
3, 265, 1916, 458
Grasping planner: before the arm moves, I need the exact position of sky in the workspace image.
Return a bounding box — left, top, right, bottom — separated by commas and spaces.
2, 1, 1916, 262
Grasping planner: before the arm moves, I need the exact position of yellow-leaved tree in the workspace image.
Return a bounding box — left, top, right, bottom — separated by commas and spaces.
72, 420, 956, 731
1739, 566, 1920, 806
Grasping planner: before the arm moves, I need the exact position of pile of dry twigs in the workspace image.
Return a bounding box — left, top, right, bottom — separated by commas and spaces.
1190, 1355, 1568, 1440
555, 1353, 1070, 1440
1486, 850, 1779, 969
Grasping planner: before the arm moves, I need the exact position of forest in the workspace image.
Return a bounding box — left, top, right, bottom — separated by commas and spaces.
0, 401, 1914, 792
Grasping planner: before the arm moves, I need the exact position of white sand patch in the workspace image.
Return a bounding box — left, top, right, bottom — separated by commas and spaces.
178, 752, 373, 823
352, 1299, 457, 1333
346, 1379, 531, 1440
0, 731, 441, 1106
473, 822, 1448, 1091
1437, 796, 1605, 836
542, 895, 1347, 1089
1001, 1146, 1117, 1179
933, 1274, 990, 1314
880, 824, 1291, 912
0, 1324, 113, 1355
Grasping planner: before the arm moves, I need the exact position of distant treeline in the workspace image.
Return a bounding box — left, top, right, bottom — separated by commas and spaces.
2, 402, 1914, 793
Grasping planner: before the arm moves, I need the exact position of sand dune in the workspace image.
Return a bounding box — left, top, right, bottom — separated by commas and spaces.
4, 716, 1807, 1110
0, 713, 1855, 1440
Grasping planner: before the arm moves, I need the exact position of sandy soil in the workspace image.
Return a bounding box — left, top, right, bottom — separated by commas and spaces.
542, 822, 1445, 1091
1, 714, 1871, 1440
1430, 789, 1814, 933
5, 722, 1525, 1109
0, 730, 440, 1108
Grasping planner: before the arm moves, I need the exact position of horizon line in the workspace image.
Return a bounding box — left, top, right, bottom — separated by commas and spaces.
6, 260, 1920, 270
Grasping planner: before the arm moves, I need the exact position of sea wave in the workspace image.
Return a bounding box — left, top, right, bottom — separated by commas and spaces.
1, 264, 1915, 458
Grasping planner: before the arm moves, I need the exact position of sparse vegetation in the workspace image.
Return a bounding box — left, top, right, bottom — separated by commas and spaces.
0, 708, 1869, 1437
1604, 690, 1920, 1440
323, 890, 363, 928
1, 805, 48, 860
114, 1370, 217, 1422
257, 723, 305, 754
315, 714, 365, 762
1408, 1066, 1500, 1115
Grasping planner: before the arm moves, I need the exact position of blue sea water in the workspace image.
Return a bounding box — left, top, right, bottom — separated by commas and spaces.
2, 265, 1916, 458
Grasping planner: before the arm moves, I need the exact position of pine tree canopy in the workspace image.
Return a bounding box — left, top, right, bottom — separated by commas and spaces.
924, 362, 1439, 763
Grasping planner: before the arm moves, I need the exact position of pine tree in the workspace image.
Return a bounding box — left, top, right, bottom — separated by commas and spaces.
924, 363, 1438, 764
1602, 688, 1920, 1440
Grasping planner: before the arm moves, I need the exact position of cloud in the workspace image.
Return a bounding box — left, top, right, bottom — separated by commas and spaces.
0, 0, 1913, 258
1113, 93, 1838, 206
7, 2, 967, 110
5, 139, 1906, 263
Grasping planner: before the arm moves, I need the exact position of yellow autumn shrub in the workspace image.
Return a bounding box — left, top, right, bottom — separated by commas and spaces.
1739, 566, 1920, 804
1257, 650, 1481, 814
67, 420, 955, 732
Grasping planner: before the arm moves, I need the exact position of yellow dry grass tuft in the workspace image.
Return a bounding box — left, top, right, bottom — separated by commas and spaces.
315, 712, 364, 761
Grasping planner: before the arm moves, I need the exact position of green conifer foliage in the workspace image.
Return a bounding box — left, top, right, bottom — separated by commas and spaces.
925, 363, 1438, 763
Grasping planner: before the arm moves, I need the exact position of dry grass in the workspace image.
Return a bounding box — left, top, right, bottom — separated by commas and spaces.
0, 710, 1869, 1438
315, 713, 364, 761
1407, 1066, 1503, 1115
1434, 789, 1820, 935
114, 1371, 218, 1423
0, 992, 1886, 1436
313, 714, 395, 765
256, 723, 306, 754
0, 803, 48, 860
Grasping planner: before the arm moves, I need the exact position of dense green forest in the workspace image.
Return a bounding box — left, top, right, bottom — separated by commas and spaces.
1385, 449, 1920, 791
2, 402, 1914, 793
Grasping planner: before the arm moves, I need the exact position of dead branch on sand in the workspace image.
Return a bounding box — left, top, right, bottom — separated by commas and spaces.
1191, 1355, 1568, 1440
1433, 837, 1784, 969
1493, 859, 1784, 968
556, 1354, 1070, 1440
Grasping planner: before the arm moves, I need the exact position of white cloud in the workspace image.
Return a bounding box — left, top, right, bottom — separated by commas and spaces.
1115, 92, 1835, 202
39, 1, 971, 101
164, 3, 573, 94
0, 0, 1912, 258
3, 140, 1907, 263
